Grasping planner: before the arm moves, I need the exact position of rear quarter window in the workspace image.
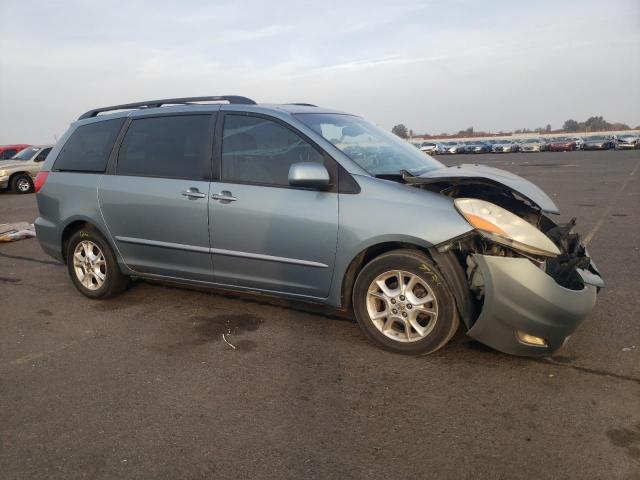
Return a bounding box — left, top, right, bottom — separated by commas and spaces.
54, 118, 125, 172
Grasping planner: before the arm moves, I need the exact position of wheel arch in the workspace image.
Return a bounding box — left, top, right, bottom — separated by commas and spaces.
9, 171, 32, 183
60, 218, 112, 264
338, 240, 477, 329
339, 240, 433, 312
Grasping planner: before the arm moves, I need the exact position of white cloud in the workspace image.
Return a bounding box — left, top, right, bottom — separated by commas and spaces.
0, 0, 638, 143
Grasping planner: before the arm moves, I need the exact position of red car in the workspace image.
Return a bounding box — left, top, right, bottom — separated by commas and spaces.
0, 144, 31, 160
547, 137, 576, 152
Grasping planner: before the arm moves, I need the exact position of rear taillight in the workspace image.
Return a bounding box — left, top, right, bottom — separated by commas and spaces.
34, 171, 49, 193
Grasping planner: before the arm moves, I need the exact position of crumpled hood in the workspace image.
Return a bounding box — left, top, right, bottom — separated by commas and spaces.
414, 164, 560, 214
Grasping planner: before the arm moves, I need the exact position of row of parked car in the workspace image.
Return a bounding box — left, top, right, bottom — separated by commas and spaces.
0, 144, 54, 193
417, 133, 640, 154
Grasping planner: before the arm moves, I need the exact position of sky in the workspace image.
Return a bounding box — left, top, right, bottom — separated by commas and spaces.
0, 0, 638, 143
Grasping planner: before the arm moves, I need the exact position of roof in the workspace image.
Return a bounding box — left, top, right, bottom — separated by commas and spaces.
0, 144, 31, 149
76, 96, 347, 121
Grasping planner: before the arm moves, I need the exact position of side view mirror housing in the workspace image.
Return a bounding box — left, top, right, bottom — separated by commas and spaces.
288, 162, 331, 189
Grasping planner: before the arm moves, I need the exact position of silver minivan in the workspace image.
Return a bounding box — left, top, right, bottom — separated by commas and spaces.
34, 96, 603, 356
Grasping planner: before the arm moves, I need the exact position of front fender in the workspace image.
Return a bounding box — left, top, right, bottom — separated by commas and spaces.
327, 175, 473, 307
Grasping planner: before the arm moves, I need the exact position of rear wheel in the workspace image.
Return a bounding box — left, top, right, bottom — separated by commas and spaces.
65, 227, 129, 299
10, 174, 33, 193
352, 249, 459, 355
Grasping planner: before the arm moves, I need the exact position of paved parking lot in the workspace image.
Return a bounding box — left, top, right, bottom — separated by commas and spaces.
1, 150, 639, 479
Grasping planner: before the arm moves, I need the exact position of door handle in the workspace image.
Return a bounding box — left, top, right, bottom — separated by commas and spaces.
211, 191, 237, 203
182, 188, 206, 199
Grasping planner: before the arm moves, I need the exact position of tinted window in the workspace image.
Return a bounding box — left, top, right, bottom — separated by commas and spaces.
221, 114, 324, 186
117, 115, 210, 179
2, 149, 17, 159
34, 147, 52, 162
54, 118, 124, 172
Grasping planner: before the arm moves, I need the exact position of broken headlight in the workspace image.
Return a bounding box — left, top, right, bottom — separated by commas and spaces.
455, 198, 561, 258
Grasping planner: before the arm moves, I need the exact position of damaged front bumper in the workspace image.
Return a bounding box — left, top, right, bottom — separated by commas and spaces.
467, 254, 601, 356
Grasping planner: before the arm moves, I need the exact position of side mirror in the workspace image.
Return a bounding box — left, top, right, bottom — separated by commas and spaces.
288, 162, 330, 189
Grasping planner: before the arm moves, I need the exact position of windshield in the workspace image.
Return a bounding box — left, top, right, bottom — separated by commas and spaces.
9, 146, 40, 160
587, 136, 606, 141
295, 113, 443, 176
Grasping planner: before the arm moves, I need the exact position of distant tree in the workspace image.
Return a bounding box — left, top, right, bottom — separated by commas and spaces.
392, 124, 409, 139
545, 124, 551, 132
457, 127, 474, 136
563, 119, 580, 132
584, 116, 611, 131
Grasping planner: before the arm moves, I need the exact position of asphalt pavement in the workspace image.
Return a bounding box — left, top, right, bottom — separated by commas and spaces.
1, 150, 639, 479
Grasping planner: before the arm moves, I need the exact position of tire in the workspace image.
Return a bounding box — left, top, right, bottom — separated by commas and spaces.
10, 174, 33, 194
65, 226, 129, 299
352, 249, 459, 355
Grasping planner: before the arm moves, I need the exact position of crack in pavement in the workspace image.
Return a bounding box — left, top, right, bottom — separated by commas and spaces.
0, 250, 61, 266
534, 358, 640, 385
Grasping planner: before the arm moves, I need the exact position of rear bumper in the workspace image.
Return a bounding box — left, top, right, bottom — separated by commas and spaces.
467, 254, 600, 357
34, 216, 63, 262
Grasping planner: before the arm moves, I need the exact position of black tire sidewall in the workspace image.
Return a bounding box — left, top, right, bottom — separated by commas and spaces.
11, 174, 33, 194
352, 250, 458, 355
66, 227, 125, 299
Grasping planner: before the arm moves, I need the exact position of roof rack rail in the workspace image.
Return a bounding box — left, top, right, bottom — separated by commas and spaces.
78, 95, 257, 120
287, 103, 317, 107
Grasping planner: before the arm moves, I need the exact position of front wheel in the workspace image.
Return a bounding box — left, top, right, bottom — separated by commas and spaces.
352, 249, 459, 355
10, 174, 33, 193
65, 227, 129, 299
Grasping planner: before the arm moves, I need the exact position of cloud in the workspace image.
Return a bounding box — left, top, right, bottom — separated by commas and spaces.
0, 0, 638, 143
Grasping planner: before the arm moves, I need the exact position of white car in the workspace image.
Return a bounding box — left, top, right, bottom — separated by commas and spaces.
568, 137, 585, 150
419, 142, 444, 155
615, 134, 639, 149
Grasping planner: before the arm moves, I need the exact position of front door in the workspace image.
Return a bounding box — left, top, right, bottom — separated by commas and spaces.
99, 113, 215, 282
209, 113, 338, 298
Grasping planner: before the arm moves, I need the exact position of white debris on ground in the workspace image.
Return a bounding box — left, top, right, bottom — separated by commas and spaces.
0, 222, 36, 242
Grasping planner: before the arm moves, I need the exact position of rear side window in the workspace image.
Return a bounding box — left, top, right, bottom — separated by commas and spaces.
221, 114, 324, 186
54, 118, 124, 172
117, 115, 211, 180
34, 147, 52, 162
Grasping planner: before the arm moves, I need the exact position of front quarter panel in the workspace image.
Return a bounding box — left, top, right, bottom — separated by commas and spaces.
328, 174, 472, 306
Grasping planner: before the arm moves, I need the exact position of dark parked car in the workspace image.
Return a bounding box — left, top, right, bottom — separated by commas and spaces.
582, 135, 615, 150
33, 95, 603, 357
547, 137, 577, 152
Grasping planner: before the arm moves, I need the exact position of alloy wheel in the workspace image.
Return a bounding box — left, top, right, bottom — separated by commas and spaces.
366, 270, 438, 343
73, 240, 107, 290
